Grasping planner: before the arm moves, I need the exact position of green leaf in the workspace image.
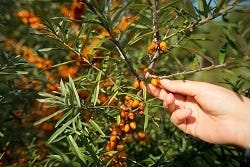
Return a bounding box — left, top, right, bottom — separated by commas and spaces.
218, 43, 227, 64
38, 48, 61, 52
69, 76, 81, 108
102, 56, 110, 75
55, 109, 73, 128
190, 56, 200, 70
91, 71, 102, 105
47, 145, 72, 166
185, 0, 198, 19
89, 119, 105, 136
143, 102, 149, 131
33, 108, 66, 126
48, 119, 73, 143
68, 135, 90, 164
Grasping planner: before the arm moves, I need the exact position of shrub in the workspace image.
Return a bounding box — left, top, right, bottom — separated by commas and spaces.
1, 0, 250, 166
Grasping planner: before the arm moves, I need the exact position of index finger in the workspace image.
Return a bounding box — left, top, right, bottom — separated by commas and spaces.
159, 79, 209, 97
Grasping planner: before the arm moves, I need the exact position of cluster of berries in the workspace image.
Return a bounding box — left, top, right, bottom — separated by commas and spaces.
103, 95, 145, 166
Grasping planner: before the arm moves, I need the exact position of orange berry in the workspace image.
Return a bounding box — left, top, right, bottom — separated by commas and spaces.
132, 100, 139, 108
105, 142, 112, 151
118, 151, 127, 161
138, 110, 144, 116
110, 135, 117, 142
112, 129, 119, 136
148, 41, 157, 54
124, 124, 130, 132
133, 80, 140, 89
119, 120, 125, 128
124, 95, 131, 101
128, 112, 135, 120
139, 102, 145, 110
117, 144, 124, 151
138, 131, 146, 139
151, 78, 160, 87
159, 41, 167, 52
143, 68, 148, 75
126, 99, 133, 108
139, 81, 146, 89
129, 121, 137, 130
120, 104, 126, 111
120, 110, 128, 118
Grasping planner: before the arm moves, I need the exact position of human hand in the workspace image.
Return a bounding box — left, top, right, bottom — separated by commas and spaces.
147, 79, 250, 148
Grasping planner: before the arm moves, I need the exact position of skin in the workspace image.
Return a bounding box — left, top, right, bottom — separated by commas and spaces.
147, 79, 250, 149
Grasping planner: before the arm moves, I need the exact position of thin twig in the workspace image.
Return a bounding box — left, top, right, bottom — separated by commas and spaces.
148, 64, 227, 79
152, 0, 160, 42
145, 0, 161, 79
164, 0, 239, 41
84, 1, 140, 80
47, 34, 102, 72
163, 8, 182, 39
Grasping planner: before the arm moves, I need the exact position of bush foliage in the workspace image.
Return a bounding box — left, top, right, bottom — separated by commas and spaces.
1, 0, 250, 166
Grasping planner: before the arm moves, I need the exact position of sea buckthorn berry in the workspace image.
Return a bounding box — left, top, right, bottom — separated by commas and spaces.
151, 78, 160, 87
117, 144, 124, 151
110, 141, 116, 148
159, 41, 167, 52
138, 110, 144, 116
124, 124, 130, 132
128, 112, 135, 120
139, 102, 145, 110
110, 135, 117, 142
148, 41, 157, 54
124, 95, 131, 101
126, 99, 133, 108
132, 100, 139, 109
129, 121, 136, 130
120, 110, 128, 118
112, 129, 119, 136
119, 120, 125, 128
133, 80, 140, 89
105, 142, 112, 151
138, 131, 146, 139
143, 68, 148, 75
120, 104, 126, 111
139, 81, 146, 89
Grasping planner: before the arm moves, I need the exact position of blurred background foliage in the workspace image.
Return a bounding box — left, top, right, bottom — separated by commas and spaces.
0, 0, 250, 166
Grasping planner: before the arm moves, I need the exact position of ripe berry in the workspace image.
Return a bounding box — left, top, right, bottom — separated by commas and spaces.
128, 112, 135, 120
124, 124, 130, 132
124, 95, 131, 101
148, 41, 157, 54
139, 81, 146, 89
159, 41, 167, 52
132, 100, 139, 109
129, 121, 136, 130
117, 144, 124, 151
133, 80, 140, 89
110, 135, 117, 142
151, 78, 160, 87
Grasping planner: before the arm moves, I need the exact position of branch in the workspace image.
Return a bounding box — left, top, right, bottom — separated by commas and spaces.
145, 0, 161, 79
48, 34, 102, 72
84, 1, 140, 80
148, 64, 227, 79
163, 0, 239, 41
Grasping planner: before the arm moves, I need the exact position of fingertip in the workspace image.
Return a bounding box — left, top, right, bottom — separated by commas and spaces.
146, 84, 156, 94
147, 84, 161, 98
